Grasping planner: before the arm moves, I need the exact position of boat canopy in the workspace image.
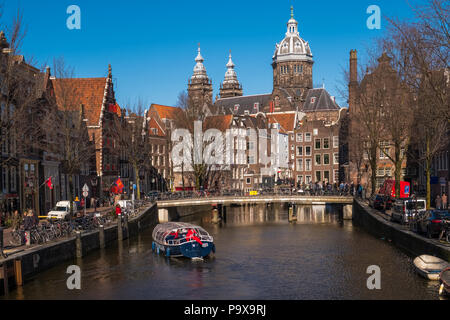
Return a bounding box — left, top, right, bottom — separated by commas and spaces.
152, 222, 212, 245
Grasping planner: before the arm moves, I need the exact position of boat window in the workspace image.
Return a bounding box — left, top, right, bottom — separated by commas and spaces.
406, 201, 425, 210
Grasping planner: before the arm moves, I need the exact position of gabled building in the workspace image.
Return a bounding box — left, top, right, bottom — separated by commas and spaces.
51, 65, 121, 199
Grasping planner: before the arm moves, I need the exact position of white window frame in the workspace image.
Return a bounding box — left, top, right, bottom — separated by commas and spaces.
305, 133, 311, 142
333, 136, 339, 148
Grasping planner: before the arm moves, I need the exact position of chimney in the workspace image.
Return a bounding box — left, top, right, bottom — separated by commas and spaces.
349, 49, 357, 84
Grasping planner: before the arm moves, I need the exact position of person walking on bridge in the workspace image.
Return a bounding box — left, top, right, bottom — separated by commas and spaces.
442, 193, 447, 210
435, 194, 442, 210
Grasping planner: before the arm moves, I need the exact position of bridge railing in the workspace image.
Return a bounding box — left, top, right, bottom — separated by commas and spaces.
152, 189, 355, 201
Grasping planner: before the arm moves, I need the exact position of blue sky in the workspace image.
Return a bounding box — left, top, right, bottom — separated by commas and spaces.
1, 0, 417, 108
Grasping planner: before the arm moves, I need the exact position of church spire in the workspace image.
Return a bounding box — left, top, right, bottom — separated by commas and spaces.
191, 44, 208, 80
220, 50, 243, 99
286, 6, 299, 35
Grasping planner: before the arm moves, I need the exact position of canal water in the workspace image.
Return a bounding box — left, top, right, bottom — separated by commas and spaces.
2, 203, 445, 300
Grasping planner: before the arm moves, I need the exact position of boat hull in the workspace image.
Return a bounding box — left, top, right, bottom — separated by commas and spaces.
413, 255, 449, 281
153, 241, 215, 259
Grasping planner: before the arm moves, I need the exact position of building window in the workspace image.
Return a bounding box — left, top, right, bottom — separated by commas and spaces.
363, 151, 369, 160
305, 146, 311, 156
380, 148, 389, 159
305, 175, 312, 184
334, 153, 339, 165
315, 139, 321, 150
323, 138, 329, 149
315, 154, 321, 165
296, 175, 303, 184
377, 168, 384, 177
296, 158, 303, 171
2, 166, 8, 192
313, 128, 318, 136
296, 133, 303, 142
334, 170, 339, 183
305, 159, 312, 171
305, 133, 311, 142
246, 178, 251, 184
324, 171, 330, 182
297, 146, 303, 156
315, 171, 321, 182
323, 154, 330, 165
10, 167, 16, 192
333, 136, 339, 148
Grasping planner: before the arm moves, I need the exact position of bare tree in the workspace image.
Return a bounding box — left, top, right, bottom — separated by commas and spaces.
116, 101, 150, 200
384, 0, 449, 207
0, 10, 41, 169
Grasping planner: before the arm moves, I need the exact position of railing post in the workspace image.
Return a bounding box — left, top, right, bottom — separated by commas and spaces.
2, 263, 8, 295
0, 227, 5, 258
99, 225, 105, 249
117, 215, 123, 242
76, 231, 83, 258
123, 215, 129, 239
14, 259, 22, 286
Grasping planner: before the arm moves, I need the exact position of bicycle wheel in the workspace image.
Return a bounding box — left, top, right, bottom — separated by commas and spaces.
10, 230, 23, 246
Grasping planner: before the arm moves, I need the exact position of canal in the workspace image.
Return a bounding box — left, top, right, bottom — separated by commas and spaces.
2, 203, 444, 300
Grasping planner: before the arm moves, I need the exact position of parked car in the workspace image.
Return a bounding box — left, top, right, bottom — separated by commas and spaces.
47, 201, 78, 220
369, 194, 385, 210
390, 198, 426, 224
414, 210, 450, 238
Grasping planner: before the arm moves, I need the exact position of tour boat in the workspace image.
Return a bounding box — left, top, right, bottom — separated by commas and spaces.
152, 222, 215, 259
413, 255, 449, 281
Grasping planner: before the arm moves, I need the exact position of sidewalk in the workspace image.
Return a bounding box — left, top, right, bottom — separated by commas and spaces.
1, 206, 114, 256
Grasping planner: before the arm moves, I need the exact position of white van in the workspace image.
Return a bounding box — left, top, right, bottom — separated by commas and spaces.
47, 201, 78, 220
391, 198, 426, 224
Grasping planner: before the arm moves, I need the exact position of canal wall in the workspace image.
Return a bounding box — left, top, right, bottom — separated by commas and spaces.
353, 199, 450, 262
0, 203, 158, 296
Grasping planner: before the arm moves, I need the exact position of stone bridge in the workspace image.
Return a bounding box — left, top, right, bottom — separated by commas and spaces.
156, 195, 354, 222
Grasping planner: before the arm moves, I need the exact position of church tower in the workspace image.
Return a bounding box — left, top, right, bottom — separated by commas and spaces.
271, 7, 313, 108
188, 45, 213, 112
219, 51, 243, 99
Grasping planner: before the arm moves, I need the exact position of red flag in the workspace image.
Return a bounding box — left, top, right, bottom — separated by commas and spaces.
115, 178, 124, 193
46, 177, 53, 190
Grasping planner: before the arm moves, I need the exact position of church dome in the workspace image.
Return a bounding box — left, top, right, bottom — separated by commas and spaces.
191, 45, 209, 80
223, 52, 239, 85
273, 7, 313, 64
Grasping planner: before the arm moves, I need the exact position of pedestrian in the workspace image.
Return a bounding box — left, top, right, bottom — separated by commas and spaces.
23, 210, 35, 231
435, 194, 442, 210
442, 193, 448, 210
11, 210, 22, 231
115, 204, 122, 216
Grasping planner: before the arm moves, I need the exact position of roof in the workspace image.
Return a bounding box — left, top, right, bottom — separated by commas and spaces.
203, 114, 233, 132
266, 113, 296, 133
215, 94, 272, 115
51, 77, 109, 126
302, 88, 340, 112
151, 104, 184, 120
